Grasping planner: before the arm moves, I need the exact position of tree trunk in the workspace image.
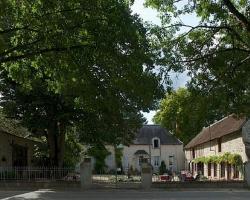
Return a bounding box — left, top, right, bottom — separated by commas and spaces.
47, 121, 66, 167
57, 123, 66, 167
47, 124, 57, 166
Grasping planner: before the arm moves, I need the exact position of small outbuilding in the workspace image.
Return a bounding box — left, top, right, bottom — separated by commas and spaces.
0, 116, 38, 167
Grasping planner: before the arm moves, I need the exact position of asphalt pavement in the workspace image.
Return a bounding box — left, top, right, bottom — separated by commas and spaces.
1, 189, 250, 200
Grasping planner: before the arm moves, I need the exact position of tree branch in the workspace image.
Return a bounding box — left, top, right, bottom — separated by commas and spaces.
0, 38, 43, 57
163, 23, 249, 48
0, 26, 38, 35
223, 0, 250, 32
175, 47, 250, 64
0, 44, 93, 64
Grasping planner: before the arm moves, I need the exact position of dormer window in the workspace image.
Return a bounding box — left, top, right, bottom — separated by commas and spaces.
152, 137, 160, 148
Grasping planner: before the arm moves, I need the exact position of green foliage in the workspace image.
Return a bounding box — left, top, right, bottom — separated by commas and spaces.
32, 128, 83, 167
114, 146, 123, 169
159, 161, 167, 175
193, 153, 243, 166
153, 88, 224, 144
63, 128, 83, 168
146, 0, 250, 116
87, 145, 111, 174
32, 141, 50, 166
0, 0, 164, 166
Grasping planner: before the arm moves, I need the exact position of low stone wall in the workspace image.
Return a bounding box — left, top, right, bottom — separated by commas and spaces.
0, 180, 81, 190
0, 180, 247, 190
153, 181, 247, 189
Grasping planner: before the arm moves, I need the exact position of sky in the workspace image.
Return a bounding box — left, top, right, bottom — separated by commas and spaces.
131, 0, 195, 124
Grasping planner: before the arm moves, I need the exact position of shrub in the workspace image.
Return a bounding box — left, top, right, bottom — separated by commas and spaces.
159, 161, 167, 175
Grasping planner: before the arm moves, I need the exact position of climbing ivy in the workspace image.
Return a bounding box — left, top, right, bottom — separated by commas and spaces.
193, 152, 243, 166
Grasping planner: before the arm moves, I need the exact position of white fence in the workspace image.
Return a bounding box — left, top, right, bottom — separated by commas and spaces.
0, 167, 78, 181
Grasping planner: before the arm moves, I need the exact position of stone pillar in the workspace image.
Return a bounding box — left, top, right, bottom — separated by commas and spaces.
211, 163, 214, 179
218, 164, 221, 180
204, 164, 208, 177
225, 164, 228, 180
141, 159, 152, 189
80, 158, 92, 189
245, 162, 250, 187
242, 119, 250, 187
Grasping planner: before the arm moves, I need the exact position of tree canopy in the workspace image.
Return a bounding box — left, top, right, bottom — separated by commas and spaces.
146, 0, 250, 116
0, 0, 164, 166
154, 88, 224, 144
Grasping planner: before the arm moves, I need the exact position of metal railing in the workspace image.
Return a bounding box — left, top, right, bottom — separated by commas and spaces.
0, 167, 78, 181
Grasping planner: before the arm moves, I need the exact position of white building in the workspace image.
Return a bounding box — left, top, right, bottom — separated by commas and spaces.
105, 125, 185, 173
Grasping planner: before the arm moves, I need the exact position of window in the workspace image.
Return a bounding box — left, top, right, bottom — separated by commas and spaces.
169, 155, 174, 166
153, 156, 160, 167
197, 162, 204, 175
233, 165, 239, 179
221, 162, 225, 178
152, 138, 160, 148
191, 162, 194, 174
218, 138, 222, 152
214, 163, 217, 177
192, 148, 195, 159
208, 163, 211, 176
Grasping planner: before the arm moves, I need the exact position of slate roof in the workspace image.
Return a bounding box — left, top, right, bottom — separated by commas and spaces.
185, 114, 246, 149
133, 125, 182, 145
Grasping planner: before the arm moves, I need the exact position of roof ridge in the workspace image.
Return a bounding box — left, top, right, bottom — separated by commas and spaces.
203, 115, 231, 129
185, 114, 245, 149
143, 124, 160, 126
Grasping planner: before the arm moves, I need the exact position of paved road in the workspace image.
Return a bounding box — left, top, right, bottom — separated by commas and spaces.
1, 189, 250, 200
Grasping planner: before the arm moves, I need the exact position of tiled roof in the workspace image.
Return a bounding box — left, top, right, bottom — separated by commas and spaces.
133, 125, 182, 145
0, 114, 41, 143
185, 115, 246, 149
0, 114, 30, 138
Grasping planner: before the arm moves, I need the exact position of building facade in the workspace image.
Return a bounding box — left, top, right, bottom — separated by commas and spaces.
0, 131, 37, 167
104, 125, 185, 173
185, 115, 249, 180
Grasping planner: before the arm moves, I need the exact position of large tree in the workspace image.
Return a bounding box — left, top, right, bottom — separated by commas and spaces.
146, 0, 250, 116
0, 0, 164, 166
153, 88, 224, 144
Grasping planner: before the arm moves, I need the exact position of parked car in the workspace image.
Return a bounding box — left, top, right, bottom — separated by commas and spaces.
180, 170, 194, 182
160, 174, 171, 182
